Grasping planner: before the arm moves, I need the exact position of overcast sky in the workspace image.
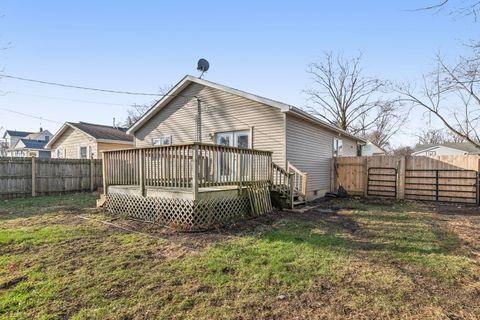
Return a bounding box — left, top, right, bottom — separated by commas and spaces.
0, 1, 477, 147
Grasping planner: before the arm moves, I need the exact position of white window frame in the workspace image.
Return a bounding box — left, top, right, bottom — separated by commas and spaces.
79, 146, 88, 159
333, 138, 343, 157
56, 149, 65, 159
152, 135, 172, 146
215, 130, 251, 148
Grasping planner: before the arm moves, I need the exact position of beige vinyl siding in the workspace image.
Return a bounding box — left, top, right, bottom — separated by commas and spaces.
286, 114, 358, 200
97, 142, 132, 158
49, 127, 97, 159
134, 83, 286, 164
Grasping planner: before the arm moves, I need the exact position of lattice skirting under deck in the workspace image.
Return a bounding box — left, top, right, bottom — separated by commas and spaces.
105, 193, 251, 230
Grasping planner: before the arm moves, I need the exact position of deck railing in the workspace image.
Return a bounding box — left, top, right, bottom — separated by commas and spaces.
102, 143, 273, 196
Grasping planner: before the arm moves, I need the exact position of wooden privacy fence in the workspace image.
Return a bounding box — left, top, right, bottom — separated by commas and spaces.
0, 157, 102, 199
334, 155, 480, 205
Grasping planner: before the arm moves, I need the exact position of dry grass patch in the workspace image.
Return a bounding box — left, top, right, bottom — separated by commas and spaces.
0, 194, 479, 319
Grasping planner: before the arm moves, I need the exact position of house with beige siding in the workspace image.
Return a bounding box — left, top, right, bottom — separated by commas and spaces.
127, 75, 364, 200
46, 122, 133, 159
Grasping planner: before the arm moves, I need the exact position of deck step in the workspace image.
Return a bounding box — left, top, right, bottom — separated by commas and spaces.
292, 200, 306, 206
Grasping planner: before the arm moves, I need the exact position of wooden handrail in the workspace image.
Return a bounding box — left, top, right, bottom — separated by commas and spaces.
103, 143, 273, 192
102, 142, 273, 156
287, 162, 308, 199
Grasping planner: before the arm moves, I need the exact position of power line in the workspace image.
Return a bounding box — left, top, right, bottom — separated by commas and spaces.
1, 74, 167, 96
0, 107, 63, 124
11, 91, 135, 107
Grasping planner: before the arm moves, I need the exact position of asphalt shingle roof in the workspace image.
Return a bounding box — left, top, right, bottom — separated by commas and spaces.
4, 130, 33, 138
19, 139, 48, 149
68, 122, 133, 142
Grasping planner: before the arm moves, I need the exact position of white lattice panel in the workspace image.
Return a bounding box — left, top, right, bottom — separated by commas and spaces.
105, 193, 250, 230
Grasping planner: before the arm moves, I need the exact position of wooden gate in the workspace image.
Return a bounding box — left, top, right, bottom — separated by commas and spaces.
367, 167, 397, 198
405, 169, 479, 204
334, 155, 480, 205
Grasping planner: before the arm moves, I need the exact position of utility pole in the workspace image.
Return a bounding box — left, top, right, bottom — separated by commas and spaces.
196, 98, 202, 143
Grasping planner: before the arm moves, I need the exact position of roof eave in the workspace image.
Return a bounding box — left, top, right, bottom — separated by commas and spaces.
96, 139, 134, 145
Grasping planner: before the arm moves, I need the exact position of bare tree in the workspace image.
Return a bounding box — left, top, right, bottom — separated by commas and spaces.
123, 103, 153, 127
395, 52, 480, 149
391, 146, 414, 157
415, 1, 480, 21
356, 102, 409, 149
305, 52, 406, 147
416, 128, 448, 144
123, 84, 173, 127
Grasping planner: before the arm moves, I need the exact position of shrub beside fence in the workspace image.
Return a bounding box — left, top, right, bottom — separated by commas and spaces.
0, 157, 102, 199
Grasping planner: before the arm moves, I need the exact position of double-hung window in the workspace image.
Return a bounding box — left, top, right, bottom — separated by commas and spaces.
79, 146, 87, 159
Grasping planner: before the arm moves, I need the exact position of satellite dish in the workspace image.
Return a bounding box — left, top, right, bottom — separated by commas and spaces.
197, 58, 209, 78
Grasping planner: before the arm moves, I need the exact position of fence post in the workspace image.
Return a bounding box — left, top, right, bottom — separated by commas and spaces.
90, 158, 95, 192
139, 149, 145, 197
435, 170, 439, 202
478, 158, 480, 205
330, 158, 336, 192
102, 153, 108, 195
31, 157, 36, 197
363, 157, 368, 197
192, 144, 199, 200
397, 156, 405, 200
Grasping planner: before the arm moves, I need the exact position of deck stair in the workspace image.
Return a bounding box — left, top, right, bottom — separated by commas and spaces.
271, 162, 308, 209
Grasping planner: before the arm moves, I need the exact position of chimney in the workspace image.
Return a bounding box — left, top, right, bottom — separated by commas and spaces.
39, 127, 43, 132
113, 117, 116, 129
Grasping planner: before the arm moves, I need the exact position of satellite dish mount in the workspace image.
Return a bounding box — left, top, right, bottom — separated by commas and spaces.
197, 58, 210, 79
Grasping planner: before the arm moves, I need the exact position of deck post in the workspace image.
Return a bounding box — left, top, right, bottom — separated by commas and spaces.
31, 157, 36, 197
192, 144, 199, 200
90, 158, 95, 192
289, 172, 294, 209
139, 149, 145, 197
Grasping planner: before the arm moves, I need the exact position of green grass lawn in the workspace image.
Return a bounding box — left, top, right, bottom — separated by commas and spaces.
1, 194, 479, 319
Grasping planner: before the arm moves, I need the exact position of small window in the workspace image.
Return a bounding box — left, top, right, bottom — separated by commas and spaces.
333, 138, 343, 157
79, 146, 87, 159
152, 135, 172, 146
57, 149, 65, 158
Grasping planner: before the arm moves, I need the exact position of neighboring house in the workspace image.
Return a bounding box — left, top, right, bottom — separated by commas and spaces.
413, 142, 480, 156
9, 139, 51, 158
127, 75, 365, 200
4, 128, 53, 158
361, 141, 386, 156
46, 122, 134, 159
24, 129, 53, 142
3, 130, 33, 149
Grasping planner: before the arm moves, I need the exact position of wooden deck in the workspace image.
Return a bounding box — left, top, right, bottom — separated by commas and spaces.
100, 143, 277, 230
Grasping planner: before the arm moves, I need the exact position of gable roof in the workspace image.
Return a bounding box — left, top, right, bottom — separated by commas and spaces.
25, 130, 53, 140
414, 142, 480, 154
127, 75, 365, 143
16, 139, 48, 150
3, 130, 33, 139
46, 122, 133, 149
